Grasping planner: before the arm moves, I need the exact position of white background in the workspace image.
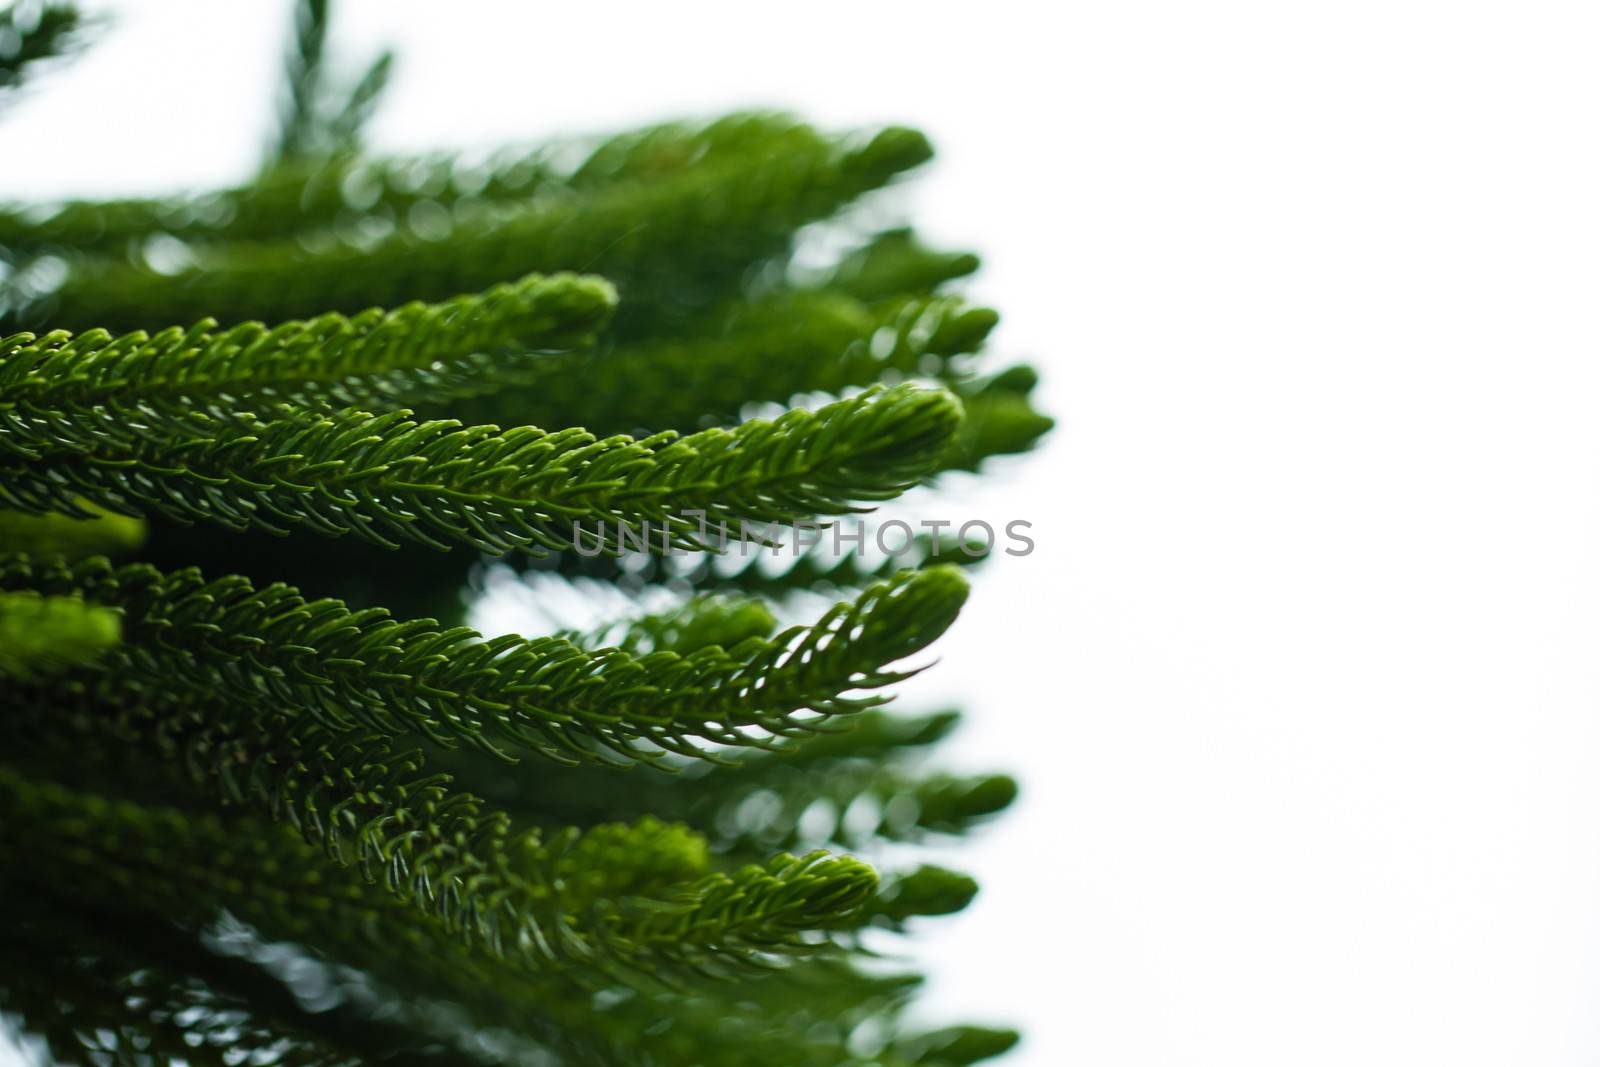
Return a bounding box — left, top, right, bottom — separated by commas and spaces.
4, 2, 1600, 1064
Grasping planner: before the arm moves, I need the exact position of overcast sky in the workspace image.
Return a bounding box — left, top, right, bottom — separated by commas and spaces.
5, 3, 1600, 1064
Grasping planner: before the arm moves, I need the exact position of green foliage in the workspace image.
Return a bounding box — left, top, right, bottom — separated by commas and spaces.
269, 0, 393, 165
0, 3, 86, 95
0, 113, 828, 257
17, 118, 935, 334
0, 588, 118, 677
0, 898, 450, 1067
445, 706, 1017, 862
0, 378, 960, 552
0, 3, 1047, 1064
0, 766, 875, 984
1, 270, 613, 410
1, 556, 967, 763
456, 289, 997, 435
0, 504, 143, 556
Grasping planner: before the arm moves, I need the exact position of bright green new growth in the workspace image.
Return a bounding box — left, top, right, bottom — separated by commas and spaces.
0, 505, 143, 557
0, 589, 119, 677
0, 2, 1045, 1064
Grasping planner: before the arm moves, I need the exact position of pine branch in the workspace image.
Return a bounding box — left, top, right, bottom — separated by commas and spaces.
815, 227, 982, 302
947, 365, 1055, 470
5, 678, 494, 852
524, 957, 1015, 1067
5, 676, 765, 967
270, 0, 331, 163
25, 123, 933, 332
0, 555, 969, 762
0, 270, 614, 407
0, 112, 823, 256
266, 0, 394, 166
1, 843, 1003, 1067
431, 282, 1049, 480
452, 290, 999, 436
0, 2, 86, 94
0, 503, 143, 555
0, 574, 990, 986
764, 705, 962, 761
0, 148, 557, 256
0, 587, 117, 678
0, 383, 961, 554
419, 707, 1013, 862
526, 754, 1016, 857
572, 590, 780, 656
2, 818, 926, 1067
864, 864, 981, 926
890, 1026, 1022, 1066
321, 49, 393, 151
0, 766, 880, 978
733, 765, 1018, 851
0, 897, 455, 1067
623, 849, 876, 952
